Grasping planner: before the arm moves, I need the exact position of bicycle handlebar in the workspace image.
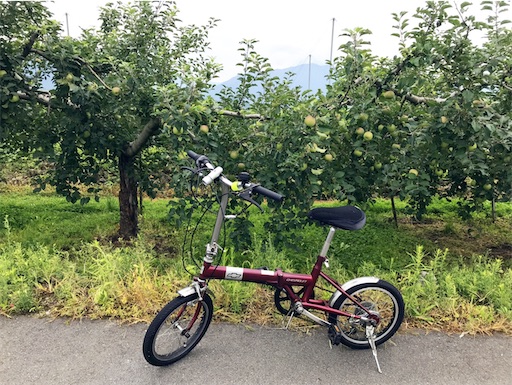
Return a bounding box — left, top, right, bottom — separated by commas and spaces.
186, 150, 201, 162
186, 150, 284, 202
253, 185, 284, 202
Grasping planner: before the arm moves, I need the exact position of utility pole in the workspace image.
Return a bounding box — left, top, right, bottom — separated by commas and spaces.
65, 13, 70, 36
330, 18, 335, 64
308, 54, 311, 90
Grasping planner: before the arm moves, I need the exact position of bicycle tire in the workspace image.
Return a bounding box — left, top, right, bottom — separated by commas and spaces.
143, 293, 213, 366
328, 280, 404, 349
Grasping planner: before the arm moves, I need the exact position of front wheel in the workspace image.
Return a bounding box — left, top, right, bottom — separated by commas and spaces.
143, 293, 213, 366
328, 280, 404, 349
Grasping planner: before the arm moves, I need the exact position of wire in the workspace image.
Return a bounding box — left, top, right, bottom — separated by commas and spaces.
180, 167, 230, 277
179, 165, 259, 278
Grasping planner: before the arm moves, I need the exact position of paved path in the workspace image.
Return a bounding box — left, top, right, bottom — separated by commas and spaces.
0, 316, 511, 385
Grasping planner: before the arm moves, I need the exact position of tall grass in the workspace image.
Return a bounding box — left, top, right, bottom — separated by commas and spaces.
1, 192, 512, 334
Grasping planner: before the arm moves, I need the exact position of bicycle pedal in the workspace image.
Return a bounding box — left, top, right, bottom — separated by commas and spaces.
328, 324, 342, 346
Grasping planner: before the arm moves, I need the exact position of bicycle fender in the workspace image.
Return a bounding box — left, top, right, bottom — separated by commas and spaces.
178, 286, 196, 297
177, 286, 215, 299
328, 276, 380, 307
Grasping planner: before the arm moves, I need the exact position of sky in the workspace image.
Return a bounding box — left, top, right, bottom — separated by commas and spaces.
43, 0, 503, 82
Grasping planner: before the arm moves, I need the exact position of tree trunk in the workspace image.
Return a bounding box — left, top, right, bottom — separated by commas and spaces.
116, 118, 161, 239
391, 195, 398, 228
118, 152, 139, 239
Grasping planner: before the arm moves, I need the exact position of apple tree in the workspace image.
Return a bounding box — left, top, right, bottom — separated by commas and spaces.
311, 0, 512, 221
0, 1, 220, 238
172, 39, 321, 249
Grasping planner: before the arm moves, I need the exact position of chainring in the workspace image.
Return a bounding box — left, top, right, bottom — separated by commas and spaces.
273, 287, 314, 315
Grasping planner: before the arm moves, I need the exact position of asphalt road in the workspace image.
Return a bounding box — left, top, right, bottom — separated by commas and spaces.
1, 316, 511, 385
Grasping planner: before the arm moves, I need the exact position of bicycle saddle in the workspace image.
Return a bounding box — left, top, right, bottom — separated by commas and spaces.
307, 206, 366, 230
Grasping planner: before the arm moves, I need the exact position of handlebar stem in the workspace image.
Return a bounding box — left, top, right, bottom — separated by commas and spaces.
205, 181, 231, 263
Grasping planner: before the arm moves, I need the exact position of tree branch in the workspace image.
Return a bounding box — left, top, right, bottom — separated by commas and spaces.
218, 110, 268, 120
391, 88, 458, 105
15, 90, 51, 106
73, 56, 112, 90
30, 48, 52, 62
124, 118, 162, 157
21, 32, 40, 59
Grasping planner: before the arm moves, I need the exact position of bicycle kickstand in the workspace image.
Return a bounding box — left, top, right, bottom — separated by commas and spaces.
365, 325, 382, 374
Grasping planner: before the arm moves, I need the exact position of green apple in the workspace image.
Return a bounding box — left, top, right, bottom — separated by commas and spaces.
199, 124, 209, 133
276, 143, 283, 150
382, 90, 395, 99
65, 73, 74, 82
111, 86, 121, 95
440, 116, 448, 124
358, 112, 369, 121
392, 143, 401, 150
468, 143, 477, 152
87, 83, 98, 92
0, 70, 7, 78
353, 149, 363, 157
304, 115, 316, 127
229, 150, 239, 159
338, 119, 347, 130
387, 124, 397, 133
363, 131, 373, 141
10, 94, 20, 103
483, 183, 492, 191
374, 162, 382, 170
409, 168, 419, 177
324, 153, 334, 162
355, 127, 365, 136
237, 163, 245, 169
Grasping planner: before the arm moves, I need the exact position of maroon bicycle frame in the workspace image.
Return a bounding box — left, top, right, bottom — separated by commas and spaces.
198, 253, 368, 320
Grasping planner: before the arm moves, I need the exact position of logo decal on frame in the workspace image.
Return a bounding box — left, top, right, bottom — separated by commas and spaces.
225, 267, 243, 281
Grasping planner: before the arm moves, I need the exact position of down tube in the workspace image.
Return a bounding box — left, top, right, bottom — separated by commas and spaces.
201, 265, 313, 287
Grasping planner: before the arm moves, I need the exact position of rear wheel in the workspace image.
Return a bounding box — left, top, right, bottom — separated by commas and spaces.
328, 280, 404, 349
143, 293, 213, 366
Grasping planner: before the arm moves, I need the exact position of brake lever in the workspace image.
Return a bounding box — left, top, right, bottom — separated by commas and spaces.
239, 190, 263, 212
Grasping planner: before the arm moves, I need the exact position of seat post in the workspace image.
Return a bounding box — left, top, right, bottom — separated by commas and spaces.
319, 227, 336, 257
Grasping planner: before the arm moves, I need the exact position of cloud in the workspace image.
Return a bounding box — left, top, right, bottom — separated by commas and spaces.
44, 0, 507, 82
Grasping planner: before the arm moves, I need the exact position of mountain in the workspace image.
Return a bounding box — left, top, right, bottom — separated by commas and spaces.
39, 63, 331, 94
210, 63, 330, 95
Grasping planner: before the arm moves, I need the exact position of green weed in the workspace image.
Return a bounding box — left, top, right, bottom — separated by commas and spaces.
1, 192, 512, 334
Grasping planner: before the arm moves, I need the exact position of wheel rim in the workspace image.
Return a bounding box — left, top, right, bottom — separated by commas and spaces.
336, 287, 400, 345
153, 300, 209, 360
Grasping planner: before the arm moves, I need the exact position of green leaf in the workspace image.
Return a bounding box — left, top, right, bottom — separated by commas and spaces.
462, 90, 474, 103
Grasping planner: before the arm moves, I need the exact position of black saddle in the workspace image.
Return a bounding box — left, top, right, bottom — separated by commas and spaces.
307, 206, 366, 230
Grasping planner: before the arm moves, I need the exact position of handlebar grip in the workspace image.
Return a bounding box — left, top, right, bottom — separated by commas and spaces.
203, 166, 223, 185
253, 185, 284, 202
187, 150, 201, 161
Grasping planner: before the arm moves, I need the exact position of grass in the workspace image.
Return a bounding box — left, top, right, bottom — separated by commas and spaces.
1, 190, 512, 335
0, 191, 120, 248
